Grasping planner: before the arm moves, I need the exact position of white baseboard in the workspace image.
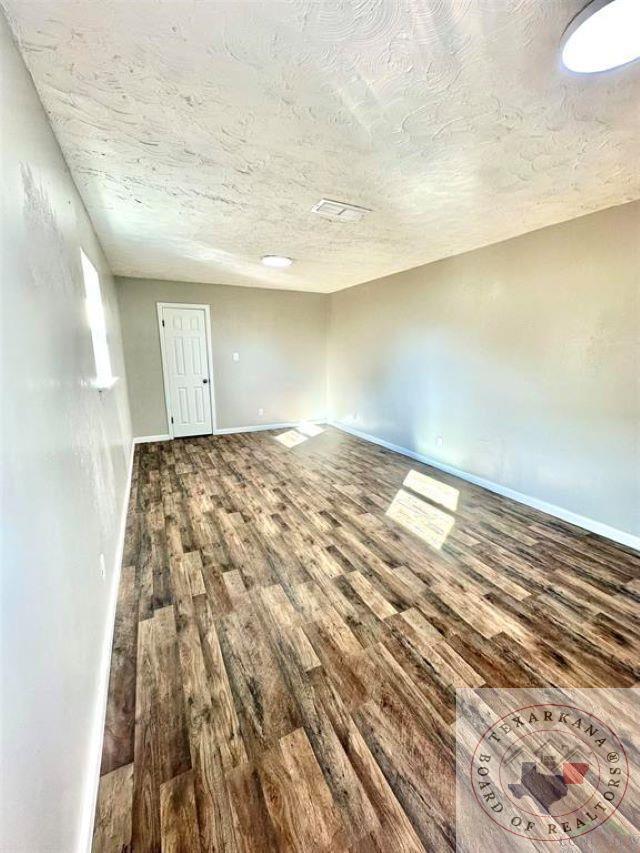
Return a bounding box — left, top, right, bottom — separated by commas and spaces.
133, 433, 171, 444
330, 421, 639, 552
214, 418, 325, 436
133, 420, 326, 443
79, 438, 136, 853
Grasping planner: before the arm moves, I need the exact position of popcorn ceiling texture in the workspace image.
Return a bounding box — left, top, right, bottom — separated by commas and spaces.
5, 0, 640, 292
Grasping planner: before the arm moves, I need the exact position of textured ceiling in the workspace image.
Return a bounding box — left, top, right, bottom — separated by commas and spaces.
5, 0, 640, 292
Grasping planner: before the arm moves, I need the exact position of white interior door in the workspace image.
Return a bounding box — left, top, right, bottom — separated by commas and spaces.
161, 305, 213, 437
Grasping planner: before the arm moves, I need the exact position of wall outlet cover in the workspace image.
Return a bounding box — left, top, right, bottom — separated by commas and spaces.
232, 352, 240, 362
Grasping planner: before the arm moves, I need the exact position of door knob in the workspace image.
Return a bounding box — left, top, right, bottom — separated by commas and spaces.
203, 378, 209, 384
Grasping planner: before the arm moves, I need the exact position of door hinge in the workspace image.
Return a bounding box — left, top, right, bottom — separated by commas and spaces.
162, 319, 165, 327
171, 416, 174, 424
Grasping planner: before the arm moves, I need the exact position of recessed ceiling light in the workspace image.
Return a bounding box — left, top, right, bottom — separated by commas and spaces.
261, 255, 293, 268
561, 0, 640, 73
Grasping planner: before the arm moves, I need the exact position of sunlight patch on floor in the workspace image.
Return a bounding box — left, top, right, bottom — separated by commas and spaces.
386, 487, 455, 549
403, 469, 459, 511
297, 422, 324, 437
275, 429, 308, 447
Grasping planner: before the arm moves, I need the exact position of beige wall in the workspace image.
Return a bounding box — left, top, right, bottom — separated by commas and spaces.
117, 277, 328, 436
328, 202, 640, 537
1, 14, 132, 852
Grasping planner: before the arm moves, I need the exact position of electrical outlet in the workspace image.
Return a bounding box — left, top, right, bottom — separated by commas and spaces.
232, 352, 240, 362
99, 553, 106, 580
258, 407, 264, 416
436, 435, 443, 448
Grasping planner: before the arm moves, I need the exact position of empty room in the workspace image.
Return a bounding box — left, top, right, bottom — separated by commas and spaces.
2, 1, 639, 851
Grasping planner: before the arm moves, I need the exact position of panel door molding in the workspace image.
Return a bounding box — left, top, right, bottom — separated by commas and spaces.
157, 302, 216, 438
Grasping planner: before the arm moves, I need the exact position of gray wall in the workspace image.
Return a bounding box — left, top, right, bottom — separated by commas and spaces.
328, 202, 640, 537
117, 277, 328, 435
1, 15, 132, 852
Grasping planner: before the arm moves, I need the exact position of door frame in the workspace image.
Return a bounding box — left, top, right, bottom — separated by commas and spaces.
157, 302, 217, 439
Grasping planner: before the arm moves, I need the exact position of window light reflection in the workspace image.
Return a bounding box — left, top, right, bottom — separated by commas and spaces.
275, 429, 308, 448
403, 469, 459, 511
297, 422, 324, 437
386, 488, 455, 550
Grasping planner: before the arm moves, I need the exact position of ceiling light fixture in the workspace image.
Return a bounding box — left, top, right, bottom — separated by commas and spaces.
261, 255, 293, 268
561, 0, 640, 73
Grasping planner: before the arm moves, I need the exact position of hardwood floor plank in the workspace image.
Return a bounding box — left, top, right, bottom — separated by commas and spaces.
170, 552, 238, 851
222, 569, 249, 609
160, 770, 201, 853
259, 728, 346, 852
257, 593, 379, 845
217, 601, 301, 759
225, 764, 279, 853
152, 606, 192, 781
259, 584, 321, 672
193, 593, 248, 771
182, 550, 207, 597
354, 643, 455, 850
199, 545, 234, 616
131, 618, 162, 852
191, 720, 239, 853
137, 514, 155, 622
340, 718, 425, 853
100, 566, 139, 775
92, 762, 133, 853
346, 570, 398, 621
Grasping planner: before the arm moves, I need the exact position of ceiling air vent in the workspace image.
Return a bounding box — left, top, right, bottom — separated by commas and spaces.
311, 198, 371, 222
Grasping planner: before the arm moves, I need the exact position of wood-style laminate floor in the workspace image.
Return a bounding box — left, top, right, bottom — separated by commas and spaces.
93, 426, 639, 852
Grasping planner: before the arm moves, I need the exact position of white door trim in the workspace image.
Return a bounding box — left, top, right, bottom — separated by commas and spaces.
157, 302, 217, 439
